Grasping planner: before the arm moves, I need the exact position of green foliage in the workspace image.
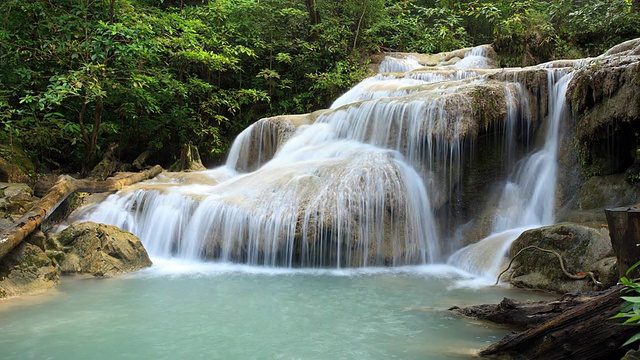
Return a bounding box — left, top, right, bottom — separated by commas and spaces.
370, 1, 471, 53
613, 261, 640, 347
1, 0, 639, 172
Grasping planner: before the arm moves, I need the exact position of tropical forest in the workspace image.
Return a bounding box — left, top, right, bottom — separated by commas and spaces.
1, 0, 640, 359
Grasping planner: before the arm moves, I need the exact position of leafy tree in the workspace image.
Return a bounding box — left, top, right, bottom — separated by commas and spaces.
1, 0, 639, 174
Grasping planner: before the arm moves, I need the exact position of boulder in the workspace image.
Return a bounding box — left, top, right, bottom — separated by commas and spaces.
506, 223, 615, 293
49, 222, 152, 276
578, 174, 640, 210
0, 239, 59, 299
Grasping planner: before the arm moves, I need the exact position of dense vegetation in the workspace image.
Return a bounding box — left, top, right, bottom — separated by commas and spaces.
1, 0, 639, 175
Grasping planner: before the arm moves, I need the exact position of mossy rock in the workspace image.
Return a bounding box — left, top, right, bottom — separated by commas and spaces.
0, 182, 39, 221
567, 48, 640, 178
578, 174, 640, 210
0, 241, 59, 299
508, 223, 614, 293
50, 222, 152, 276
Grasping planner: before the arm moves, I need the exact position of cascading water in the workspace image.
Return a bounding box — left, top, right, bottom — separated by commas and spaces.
75, 45, 575, 274
448, 70, 574, 278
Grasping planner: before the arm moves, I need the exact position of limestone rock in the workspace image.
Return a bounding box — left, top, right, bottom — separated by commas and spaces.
50, 222, 152, 276
169, 142, 206, 172
567, 41, 640, 177
578, 174, 640, 210
0, 241, 59, 299
508, 223, 614, 293
227, 113, 317, 172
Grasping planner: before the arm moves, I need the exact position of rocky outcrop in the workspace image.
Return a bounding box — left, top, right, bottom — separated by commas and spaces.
505, 223, 615, 293
0, 233, 59, 299
169, 142, 207, 172
568, 38, 640, 177
48, 222, 152, 276
226, 113, 318, 172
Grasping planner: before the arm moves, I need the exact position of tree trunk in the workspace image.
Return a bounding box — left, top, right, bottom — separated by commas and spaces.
83, 96, 104, 175
479, 286, 637, 359
605, 207, 640, 279
0, 165, 162, 261
305, 0, 320, 26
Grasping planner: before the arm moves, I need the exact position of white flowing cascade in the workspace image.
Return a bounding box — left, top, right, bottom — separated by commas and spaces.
447, 71, 574, 278
77, 47, 574, 272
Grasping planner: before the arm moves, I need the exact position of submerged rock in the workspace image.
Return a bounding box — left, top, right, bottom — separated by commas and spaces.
49, 222, 152, 276
506, 223, 615, 293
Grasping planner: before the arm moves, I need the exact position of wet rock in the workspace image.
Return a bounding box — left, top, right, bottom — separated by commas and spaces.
507, 223, 614, 293
49, 222, 152, 276
557, 173, 640, 226
578, 174, 640, 210
567, 40, 640, 177
0, 240, 59, 299
227, 113, 317, 172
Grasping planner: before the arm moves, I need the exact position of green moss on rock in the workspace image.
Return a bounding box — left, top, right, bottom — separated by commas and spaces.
50, 222, 152, 276
508, 223, 614, 293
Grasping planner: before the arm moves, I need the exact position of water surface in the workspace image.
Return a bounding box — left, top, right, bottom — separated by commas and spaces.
0, 260, 551, 360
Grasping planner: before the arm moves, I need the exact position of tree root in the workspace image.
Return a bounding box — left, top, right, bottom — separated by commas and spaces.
495, 245, 603, 286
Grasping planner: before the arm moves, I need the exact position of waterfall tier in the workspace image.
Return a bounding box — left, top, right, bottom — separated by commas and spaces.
75, 44, 583, 270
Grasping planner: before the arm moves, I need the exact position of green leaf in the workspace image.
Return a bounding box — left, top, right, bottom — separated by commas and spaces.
623, 332, 640, 347
621, 296, 640, 304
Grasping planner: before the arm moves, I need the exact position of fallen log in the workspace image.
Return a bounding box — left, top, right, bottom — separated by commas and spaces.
479, 286, 637, 359
450, 292, 595, 331
0, 165, 162, 261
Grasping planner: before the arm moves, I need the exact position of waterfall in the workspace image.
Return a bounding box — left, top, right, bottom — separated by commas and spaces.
75, 45, 574, 272
448, 70, 574, 278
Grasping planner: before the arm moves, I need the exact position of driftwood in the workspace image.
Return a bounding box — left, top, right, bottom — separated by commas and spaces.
478, 286, 637, 359
606, 207, 640, 279
0, 165, 162, 261
450, 292, 595, 331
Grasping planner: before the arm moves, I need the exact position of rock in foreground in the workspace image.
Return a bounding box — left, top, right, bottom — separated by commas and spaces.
50, 222, 152, 276
506, 223, 616, 293
0, 238, 59, 299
